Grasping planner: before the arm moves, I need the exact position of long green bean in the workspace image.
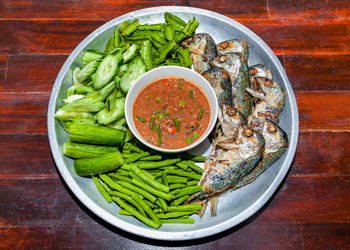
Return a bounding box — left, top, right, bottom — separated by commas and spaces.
130, 165, 169, 193
118, 180, 157, 203
114, 197, 160, 229
173, 186, 203, 199
160, 218, 194, 223
166, 169, 201, 180
173, 195, 190, 206
124, 152, 150, 163
131, 178, 172, 201
111, 192, 146, 216
92, 175, 112, 203
132, 194, 161, 224
155, 211, 194, 219
139, 158, 181, 169
168, 204, 202, 212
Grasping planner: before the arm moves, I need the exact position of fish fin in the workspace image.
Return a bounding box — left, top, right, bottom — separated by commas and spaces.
198, 200, 208, 218
210, 196, 219, 217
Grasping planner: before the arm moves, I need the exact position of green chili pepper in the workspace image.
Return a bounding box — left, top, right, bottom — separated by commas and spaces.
153, 110, 161, 114
154, 123, 160, 132
173, 118, 180, 132
136, 116, 146, 123
192, 132, 199, 138
156, 97, 162, 103
158, 114, 164, 119
189, 90, 194, 99
186, 137, 193, 144
157, 129, 162, 146
197, 107, 204, 121
164, 110, 170, 116
150, 115, 155, 130
178, 81, 183, 90
179, 100, 186, 108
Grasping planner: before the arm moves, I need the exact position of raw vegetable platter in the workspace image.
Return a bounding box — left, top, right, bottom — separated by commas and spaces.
47, 6, 299, 241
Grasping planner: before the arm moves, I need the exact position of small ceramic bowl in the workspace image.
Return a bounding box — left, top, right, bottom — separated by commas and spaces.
125, 66, 218, 153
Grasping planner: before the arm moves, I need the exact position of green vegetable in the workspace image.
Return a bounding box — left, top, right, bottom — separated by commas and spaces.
130, 165, 169, 193
60, 81, 115, 112
120, 57, 146, 93
104, 37, 115, 54
92, 175, 113, 203
140, 40, 153, 70
82, 49, 104, 65
69, 124, 125, 146
156, 211, 193, 219
163, 110, 170, 116
124, 152, 150, 164
114, 197, 161, 229
139, 158, 181, 169
63, 141, 117, 158
186, 137, 193, 144
96, 94, 125, 125
160, 218, 194, 224
94, 53, 123, 90
158, 114, 164, 119
136, 116, 146, 124
164, 25, 175, 40
173, 117, 180, 132
122, 19, 139, 36
168, 204, 202, 212
197, 107, 204, 121
118, 180, 157, 203
132, 194, 161, 224
77, 59, 100, 83
173, 186, 203, 199
74, 151, 123, 176
173, 195, 190, 206
150, 115, 155, 130
123, 43, 139, 63
111, 192, 146, 216
131, 178, 172, 201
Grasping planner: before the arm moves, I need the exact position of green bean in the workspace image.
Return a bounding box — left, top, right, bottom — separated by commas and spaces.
185, 161, 204, 173
144, 199, 155, 209
118, 180, 157, 203
175, 162, 188, 171
170, 189, 181, 196
173, 186, 203, 199
136, 116, 146, 123
164, 25, 175, 40
139, 158, 181, 169
130, 165, 169, 193
138, 24, 163, 31
166, 169, 201, 180
140, 155, 162, 161
160, 218, 194, 224
140, 40, 153, 71
92, 175, 113, 203
128, 171, 143, 182
111, 192, 146, 216
153, 110, 161, 114
197, 107, 204, 121
169, 183, 186, 190
108, 172, 132, 182
189, 89, 194, 99
132, 194, 161, 224
173, 195, 190, 206
173, 117, 180, 132
164, 12, 185, 31
154, 122, 160, 132
168, 204, 202, 212
102, 183, 112, 194
182, 17, 199, 36
114, 197, 161, 229
150, 115, 155, 130
151, 32, 166, 45
178, 47, 192, 68
187, 180, 199, 186
154, 40, 177, 65
153, 208, 164, 214
114, 29, 120, 47
119, 209, 132, 216
158, 198, 168, 212
124, 152, 150, 163
131, 178, 172, 201
99, 174, 120, 190
122, 19, 139, 36
119, 21, 129, 33
123, 143, 142, 153
161, 172, 168, 186
167, 175, 187, 184
156, 211, 193, 219
157, 129, 162, 146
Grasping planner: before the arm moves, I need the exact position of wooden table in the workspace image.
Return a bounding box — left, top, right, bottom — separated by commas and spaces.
1, 1, 349, 249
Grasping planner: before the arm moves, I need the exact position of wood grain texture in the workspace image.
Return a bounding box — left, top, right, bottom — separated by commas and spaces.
2, 55, 67, 93
0, 93, 49, 134
0, 134, 56, 176
290, 132, 350, 176
1, 19, 349, 55
268, 0, 350, 20
282, 53, 350, 90
0, 54, 8, 82
301, 223, 350, 249
297, 91, 350, 131
0, 0, 267, 20
0, 222, 304, 249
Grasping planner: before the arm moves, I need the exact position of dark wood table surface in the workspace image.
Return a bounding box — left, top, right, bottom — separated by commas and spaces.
1, 1, 349, 249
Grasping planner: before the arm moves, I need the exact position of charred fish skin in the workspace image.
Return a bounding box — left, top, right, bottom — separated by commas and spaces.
194, 126, 264, 200
234, 119, 288, 188
181, 33, 218, 74
246, 77, 286, 129
210, 53, 252, 117
202, 67, 232, 106
249, 64, 272, 92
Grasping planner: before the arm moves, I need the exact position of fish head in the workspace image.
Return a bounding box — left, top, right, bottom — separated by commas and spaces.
262, 119, 289, 154
210, 53, 241, 78
255, 78, 286, 108
235, 125, 265, 159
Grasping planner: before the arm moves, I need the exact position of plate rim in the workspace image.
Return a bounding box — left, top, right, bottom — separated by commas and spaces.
47, 6, 299, 241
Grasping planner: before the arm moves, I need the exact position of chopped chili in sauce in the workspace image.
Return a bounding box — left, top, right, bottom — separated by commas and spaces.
133, 77, 210, 149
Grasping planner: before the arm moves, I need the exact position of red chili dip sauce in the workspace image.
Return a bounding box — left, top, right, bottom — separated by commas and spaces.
133, 77, 210, 149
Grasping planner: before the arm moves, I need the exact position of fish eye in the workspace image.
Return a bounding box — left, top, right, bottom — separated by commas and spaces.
244, 129, 253, 137
268, 125, 277, 133
227, 108, 236, 116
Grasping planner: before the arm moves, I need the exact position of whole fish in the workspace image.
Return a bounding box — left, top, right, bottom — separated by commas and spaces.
210, 53, 252, 117
188, 125, 264, 204
202, 67, 232, 106
217, 39, 249, 62
181, 33, 218, 74
234, 119, 288, 188
249, 64, 272, 92
246, 77, 286, 130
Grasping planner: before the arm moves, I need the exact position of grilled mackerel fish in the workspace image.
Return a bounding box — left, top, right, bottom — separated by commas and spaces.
181, 33, 218, 74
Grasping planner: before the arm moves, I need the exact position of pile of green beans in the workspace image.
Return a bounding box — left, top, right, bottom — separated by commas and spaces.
91, 142, 204, 229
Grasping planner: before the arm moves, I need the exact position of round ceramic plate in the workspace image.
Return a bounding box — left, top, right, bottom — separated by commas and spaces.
47, 6, 299, 241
